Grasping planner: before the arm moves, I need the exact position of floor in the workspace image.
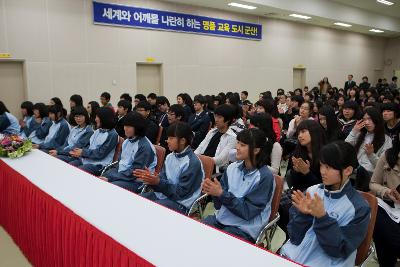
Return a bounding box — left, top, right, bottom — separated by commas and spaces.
0, 226, 31, 267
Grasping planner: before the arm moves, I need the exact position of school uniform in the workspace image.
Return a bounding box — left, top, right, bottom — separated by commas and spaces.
142, 146, 204, 214
338, 118, 356, 139
0, 112, 21, 135
280, 181, 371, 267
29, 117, 52, 144
20, 115, 40, 138
188, 110, 211, 149
115, 114, 127, 138
56, 125, 94, 163
69, 128, 119, 176
104, 136, 157, 193
203, 161, 275, 242
38, 118, 70, 151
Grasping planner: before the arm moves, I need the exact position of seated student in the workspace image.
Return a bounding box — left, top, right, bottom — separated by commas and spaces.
155, 96, 170, 126
337, 100, 360, 138
382, 102, 400, 141
68, 94, 83, 126
318, 105, 343, 142
188, 94, 211, 149
134, 122, 204, 215
345, 107, 392, 191
135, 101, 159, 144
19, 101, 39, 138
48, 106, 93, 162
86, 101, 100, 130
195, 104, 237, 173
370, 133, 400, 267
100, 92, 113, 108
278, 120, 326, 233
147, 93, 158, 121
33, 104, 70, 152
28, 103, 52, 144
177, 93, 194, 122
0, 101, 21, 135
68, 107, 119, 176
201, 128, 275, 243
286, 101, 314, 139
160, 104, 185, 153
119, 93, 132, 104
280, 141, 371, 267
115, 99, 132, 138
101, 112, 157, 193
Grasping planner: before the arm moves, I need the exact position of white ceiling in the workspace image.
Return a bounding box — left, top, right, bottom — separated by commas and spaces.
160, 0, 400, 37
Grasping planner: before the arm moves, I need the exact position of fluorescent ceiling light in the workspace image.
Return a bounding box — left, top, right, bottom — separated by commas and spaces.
228, 2, 257, 10
369, 29, 385, 33
289, 14, 311, 20
377, 0, 394, 6
334, 22, 352, 27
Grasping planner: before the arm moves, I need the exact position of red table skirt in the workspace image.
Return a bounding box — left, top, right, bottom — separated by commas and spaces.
0, 160, 154, 267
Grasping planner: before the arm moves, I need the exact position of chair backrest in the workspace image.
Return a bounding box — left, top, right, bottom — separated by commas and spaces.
269, 175, 284, 222
154, 145, 166, 174
155, 126, 163, 145
355, 191, 378, 266
113, 137, 124, 162
197, 155, 215, 179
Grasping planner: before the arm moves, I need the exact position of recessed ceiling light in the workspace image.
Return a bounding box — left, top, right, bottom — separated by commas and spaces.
377, 0, 394, 6
228, 2, 257, 10
289, 14, 312, 20
334, 22, 352, 27
369, 29, 385, 33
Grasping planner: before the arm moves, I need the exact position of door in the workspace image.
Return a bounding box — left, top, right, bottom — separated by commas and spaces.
0, 61, 25, 119
293, 68, 306, 90
136, 63, 162, 97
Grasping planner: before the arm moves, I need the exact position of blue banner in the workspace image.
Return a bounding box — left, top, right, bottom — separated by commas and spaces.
93, 1, 262, 40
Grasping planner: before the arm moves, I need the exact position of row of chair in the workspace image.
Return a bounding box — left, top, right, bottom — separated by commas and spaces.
100, 139, 377, 266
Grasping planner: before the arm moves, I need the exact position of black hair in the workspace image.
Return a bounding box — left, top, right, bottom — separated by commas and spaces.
120, 93, 132, 103
339, 100, 361, 121
263, 99, 279, 118
291, 95, 304, 106
166, 121, 193, 147
156, 96, 170, 107
248, 113, 276, 166
71, 105, 90, 125
123, 112, 147, 137
193, 94, 207, 105
392, 76, 398, 82
48, 104, 64, 120
20, 101, 34, 116
295, 120, 327, 171
147, 93, 157, 99
117, 100, 132, 112
134, 94, 147, 102
241, 91, 248, 96
177, 93, 194, 113
355, 107, 385, 154
0, 101, 9, 115
320, 141, 358, 189
386, 134, 400, 169
70, 94, 83, 107
101, 92, 111, 101
381, 102, 400, 117
318, 105, 341, 142
51, 97, 63, 107
169, 104, 185, 121
33, 103, 48, 118
214, 104, 235, 126
237, 128, 270, 169
136, 100, 151, 111
227, 94, 242, 119
88, 101, 100, 126
96, 107, 116, 130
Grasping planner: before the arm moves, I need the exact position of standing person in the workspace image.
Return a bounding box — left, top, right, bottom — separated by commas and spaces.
344, 74, 357, 94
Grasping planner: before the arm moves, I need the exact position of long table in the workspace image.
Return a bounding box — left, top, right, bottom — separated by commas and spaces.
0, 149, 301, 267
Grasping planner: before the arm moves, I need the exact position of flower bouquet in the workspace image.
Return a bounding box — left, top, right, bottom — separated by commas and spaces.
0, 134, 32, 158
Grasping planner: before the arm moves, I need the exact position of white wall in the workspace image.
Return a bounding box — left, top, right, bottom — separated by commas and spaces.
383, 37, 400, 79
0, 0, 388, 106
